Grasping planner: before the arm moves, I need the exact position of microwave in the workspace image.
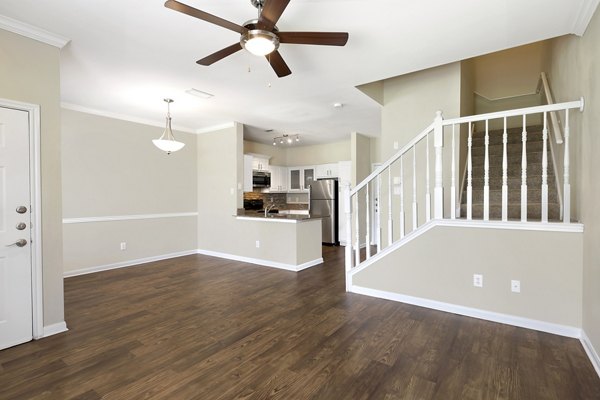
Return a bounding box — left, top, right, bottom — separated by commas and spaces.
253, 171, 271, 188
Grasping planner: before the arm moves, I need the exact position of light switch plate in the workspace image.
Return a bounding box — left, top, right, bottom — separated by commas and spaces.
511, 280, 521, 293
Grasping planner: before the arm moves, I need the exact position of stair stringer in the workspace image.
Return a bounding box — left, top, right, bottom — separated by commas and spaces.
348, 220, 584, 337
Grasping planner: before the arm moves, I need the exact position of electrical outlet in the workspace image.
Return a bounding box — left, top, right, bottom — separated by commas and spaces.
511, 280, 521, 293
473, 274, 483, 288
255, 240, 260, 248
393, 141, 399, 150
393, 177, 401, 185
120, 242, 127, 251
230, 188, 235, 195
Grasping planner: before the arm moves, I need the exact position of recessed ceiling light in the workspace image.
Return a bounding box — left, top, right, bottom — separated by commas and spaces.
185, 88, 214, 99
333, 102, 344, 108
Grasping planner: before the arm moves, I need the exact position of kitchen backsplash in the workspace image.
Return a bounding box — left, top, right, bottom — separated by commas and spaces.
243, 191, 308, 210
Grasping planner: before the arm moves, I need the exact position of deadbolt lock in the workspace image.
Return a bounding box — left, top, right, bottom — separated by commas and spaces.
16, 206, 27, 214
16, 222, 26, 230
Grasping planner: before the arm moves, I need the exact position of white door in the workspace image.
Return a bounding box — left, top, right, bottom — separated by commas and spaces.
0, 107, 33, 350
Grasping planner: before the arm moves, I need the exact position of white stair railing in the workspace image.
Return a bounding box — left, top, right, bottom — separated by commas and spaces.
345, 99, 584, 275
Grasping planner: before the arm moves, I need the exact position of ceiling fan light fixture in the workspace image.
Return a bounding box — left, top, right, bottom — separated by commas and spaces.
241, 30, 279, 56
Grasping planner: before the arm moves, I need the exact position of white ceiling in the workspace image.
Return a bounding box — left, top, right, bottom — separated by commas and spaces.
0, 0, 596, 146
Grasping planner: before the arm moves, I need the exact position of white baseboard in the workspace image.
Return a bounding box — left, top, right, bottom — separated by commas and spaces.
350, 285, 581, 338
196, 248, 323, 272
63, 250, 198, 278
581, 330, 600, 378
42, 321, 68, 338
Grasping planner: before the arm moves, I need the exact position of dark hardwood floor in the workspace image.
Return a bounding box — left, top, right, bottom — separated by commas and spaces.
1, 246, 599, 399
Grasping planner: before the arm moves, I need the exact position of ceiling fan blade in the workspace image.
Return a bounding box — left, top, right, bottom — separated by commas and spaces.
266, 51, 292, 78
277, 32, 348, 46
278, 32, 349, 46
258, 0, 291, 30
196, 43, 243, 65
165, 0, 247, 34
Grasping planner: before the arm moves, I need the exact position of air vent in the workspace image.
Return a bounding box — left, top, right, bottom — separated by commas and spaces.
185, 88, 214, 99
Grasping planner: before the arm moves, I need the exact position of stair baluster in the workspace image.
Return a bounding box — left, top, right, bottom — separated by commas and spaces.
451, 124, 456, 219
366, 182, 371, 259
484, 119, 490, 221
467, 122, 473, 220
376, 174, 382, 253
426, 134, 431, 222
434, 111, 444, 219
344, 182, 353, 290
400, 156, 405, 239
542, 112, 549, 222
354, 194, 360, 265
521, 115, 528, 222
387, 168, 393, 246
412, 146, 418, 230
564, 109, 571, 223
502, 117, 508, 221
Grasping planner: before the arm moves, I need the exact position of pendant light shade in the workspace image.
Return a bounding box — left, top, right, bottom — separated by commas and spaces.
153, 98, 185, 154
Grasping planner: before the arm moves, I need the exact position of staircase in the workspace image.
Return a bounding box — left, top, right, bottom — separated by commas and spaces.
343, 98, 584, 279
461, 125, 561, 221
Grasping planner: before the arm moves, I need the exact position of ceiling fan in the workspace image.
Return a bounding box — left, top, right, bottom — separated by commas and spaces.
164, 0, 349, 78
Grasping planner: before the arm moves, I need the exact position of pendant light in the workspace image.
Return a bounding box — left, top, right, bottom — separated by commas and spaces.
153, 98, 185, 154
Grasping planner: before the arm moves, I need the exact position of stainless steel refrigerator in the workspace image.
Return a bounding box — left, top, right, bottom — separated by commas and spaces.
309, 179, 338, 245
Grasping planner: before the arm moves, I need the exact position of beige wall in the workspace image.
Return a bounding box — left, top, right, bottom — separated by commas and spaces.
473, 41, 550, 100
381, 62, 461, 160
286, 140, 350, 166
0, 30, 64, 326
199, 125, 322, 265
547, 6, 600, 358
61, 109, 198, 272
244, 140, 287, 166
244, 139, 351, 166
351, 133, 371, 187
354, 226, 583, 328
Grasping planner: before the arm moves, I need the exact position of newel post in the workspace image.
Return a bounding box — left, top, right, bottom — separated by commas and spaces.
434, 111, 444, 219
344, 182, 353, 291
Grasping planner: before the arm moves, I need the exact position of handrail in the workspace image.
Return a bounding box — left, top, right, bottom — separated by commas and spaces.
443, 99, 583, 126
538, 72, 563, 144
350, 122, 435, 196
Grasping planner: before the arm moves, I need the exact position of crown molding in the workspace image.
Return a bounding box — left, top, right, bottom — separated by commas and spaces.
572, 0, 600, 36
61, 102, 197, 134
0, 15, 70, 48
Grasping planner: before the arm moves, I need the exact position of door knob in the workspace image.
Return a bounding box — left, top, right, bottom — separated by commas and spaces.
16, 222, 26, 230
16, 206, 27, 214
6, 239, 27, 247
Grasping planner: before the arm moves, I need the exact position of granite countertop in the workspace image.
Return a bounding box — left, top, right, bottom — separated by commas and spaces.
235, 209, 321, 222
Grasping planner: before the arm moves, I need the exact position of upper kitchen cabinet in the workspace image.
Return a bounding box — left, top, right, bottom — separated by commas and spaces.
249, 154, 270, 171
288, 166, 315, 191
268, 165, 288, 192
315, 163, 339, 179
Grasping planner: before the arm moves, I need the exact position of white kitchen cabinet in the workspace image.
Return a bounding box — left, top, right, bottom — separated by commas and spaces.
250, 154, 270, 171
268, 165, 288, 192
315, 163, 339, 179
288, 166, 315, 191
243, 155, 253, 192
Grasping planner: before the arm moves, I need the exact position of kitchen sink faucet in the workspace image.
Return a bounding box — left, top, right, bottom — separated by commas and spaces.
265, 202, 275, 217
